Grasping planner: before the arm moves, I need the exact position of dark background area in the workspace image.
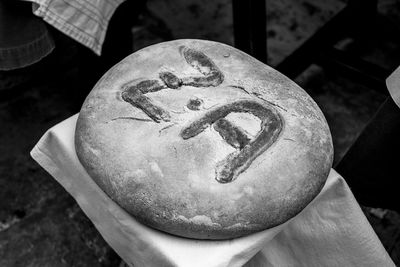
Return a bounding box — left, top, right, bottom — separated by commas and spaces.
1, 0, 400, 266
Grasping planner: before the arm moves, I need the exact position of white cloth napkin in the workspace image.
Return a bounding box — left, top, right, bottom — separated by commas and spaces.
30, 114, 394, 267
387, 65, 400, 109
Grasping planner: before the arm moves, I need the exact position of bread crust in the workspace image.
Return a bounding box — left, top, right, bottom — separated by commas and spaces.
75, 39, 333, 240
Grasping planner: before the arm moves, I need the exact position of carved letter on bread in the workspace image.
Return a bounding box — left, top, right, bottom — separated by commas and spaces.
121, 47, 283, 183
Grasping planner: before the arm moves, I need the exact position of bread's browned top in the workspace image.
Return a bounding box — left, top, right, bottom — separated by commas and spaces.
75, 39, 333, 240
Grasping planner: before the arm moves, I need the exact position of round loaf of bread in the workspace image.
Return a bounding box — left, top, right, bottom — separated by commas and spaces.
75, 39, 333, 240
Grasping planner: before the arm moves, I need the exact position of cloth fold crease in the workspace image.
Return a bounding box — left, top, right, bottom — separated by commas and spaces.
30, 114, 394, 266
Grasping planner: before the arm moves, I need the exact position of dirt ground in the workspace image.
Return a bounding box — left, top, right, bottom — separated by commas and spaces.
1, 0, 400, 266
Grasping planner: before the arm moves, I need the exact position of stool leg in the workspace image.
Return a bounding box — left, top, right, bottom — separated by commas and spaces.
232, 0, 252, 55
101, 0, 147, 70
232, 0, 267, 63
250, 0, 267, 63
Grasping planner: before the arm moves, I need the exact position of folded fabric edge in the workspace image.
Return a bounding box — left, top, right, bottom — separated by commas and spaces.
29, 134, 170, 267
386, 65, 400, 109
28, 125, 289, 267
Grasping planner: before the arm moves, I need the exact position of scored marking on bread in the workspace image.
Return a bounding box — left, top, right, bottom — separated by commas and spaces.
180, 46, 224, 87
159, 72, 182, 89
180, 100, 283, 183
186, 97, 204, 111
121, 80, 171, 123
120, 47, 284, 183
213, 118, 251, 149
121, 46, 224, 123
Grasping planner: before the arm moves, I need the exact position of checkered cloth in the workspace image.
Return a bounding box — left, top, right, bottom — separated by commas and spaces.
28, 0, 126, 55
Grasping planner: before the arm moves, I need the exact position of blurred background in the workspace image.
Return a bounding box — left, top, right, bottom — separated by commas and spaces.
1, 0, 400, 265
